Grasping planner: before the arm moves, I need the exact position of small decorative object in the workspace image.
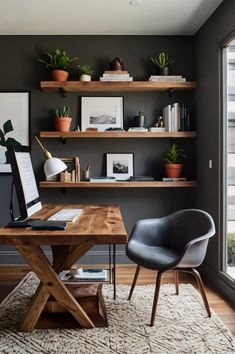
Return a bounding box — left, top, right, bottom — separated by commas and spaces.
59, 157, 80, 182
156, 116, 164, 127
37, 48, 78, 81
54, 105, 72, 132
151, 52, 174, 76
81, 96, 123, 131
109, 57, 125, 71
83, 164, 91, 181
106, 153, 134, 181
76, 64, 94, 82
134, 110, 146, 128
162, 144, 186, 178
0, 92, 29, 173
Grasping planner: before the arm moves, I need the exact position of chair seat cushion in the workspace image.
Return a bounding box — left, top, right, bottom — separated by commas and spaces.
126, 242, 181, 271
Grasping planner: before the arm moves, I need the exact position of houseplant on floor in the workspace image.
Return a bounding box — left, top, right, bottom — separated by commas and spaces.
162, 143, 186, 178
54, 105, 72, 132
151, 52, 174, 76
76, 64, 94, 81
38, 49, 78, 81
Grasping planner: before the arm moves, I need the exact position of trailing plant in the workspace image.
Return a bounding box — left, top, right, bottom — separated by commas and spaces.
55, 105, 70, 118
76, 64, 94, 76
38, 49, 78, 70
151, 52, 174, 69
162, 144, 186, 164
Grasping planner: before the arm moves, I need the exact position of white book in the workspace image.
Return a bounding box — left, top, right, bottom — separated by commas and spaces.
103, 74, 130, 78
150, 75, 183, 78
172, 102, 180, 132
163, 105, 172, 132
59, 269, 108, 282
128, 127, 148, 131
100, 77, 133, 81
149, 127, 166, 132
149, 78, 186, 82
162, 178, 186, 182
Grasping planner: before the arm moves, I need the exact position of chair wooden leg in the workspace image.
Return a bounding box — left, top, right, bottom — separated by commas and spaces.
175, 270, 179, 295
150, 270, 163, 326
128, 265, 140, 300
190, 268, 211, 317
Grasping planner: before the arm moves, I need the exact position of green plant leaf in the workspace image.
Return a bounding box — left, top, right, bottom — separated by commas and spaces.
3, 120, 13, 134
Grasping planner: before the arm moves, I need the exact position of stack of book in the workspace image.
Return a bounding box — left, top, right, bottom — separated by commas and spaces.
90, 176, 116, 182
149, 75, 186, 82
100, 70, 133, 81
162, 102, 191, 132
128, 127, 148, 132
59, 269, 108, 282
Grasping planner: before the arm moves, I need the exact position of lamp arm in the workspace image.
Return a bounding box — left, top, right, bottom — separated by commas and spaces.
35, 136, 52, 159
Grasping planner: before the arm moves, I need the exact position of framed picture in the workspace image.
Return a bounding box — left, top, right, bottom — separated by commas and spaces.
0, 92, 29, 173
106, 153, 134, 181
81, 96, 123, 131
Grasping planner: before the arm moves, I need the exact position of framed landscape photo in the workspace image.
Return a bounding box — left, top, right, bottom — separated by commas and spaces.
0, 92, 29, 173
81, 96, 123, 131
106, 153, 134, 181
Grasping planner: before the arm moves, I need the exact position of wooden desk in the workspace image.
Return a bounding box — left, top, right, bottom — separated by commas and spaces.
0, 204, 127, 331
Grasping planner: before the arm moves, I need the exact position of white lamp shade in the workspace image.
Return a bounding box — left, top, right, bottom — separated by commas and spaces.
44, 157, 67, 178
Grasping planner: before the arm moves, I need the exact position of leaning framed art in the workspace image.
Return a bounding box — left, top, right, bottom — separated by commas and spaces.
106, 153, 134, 181
81, 96, 123, 131
0, 92, 29, 173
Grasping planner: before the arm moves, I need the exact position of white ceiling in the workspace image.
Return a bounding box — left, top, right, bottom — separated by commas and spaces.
0, 0, 223, 35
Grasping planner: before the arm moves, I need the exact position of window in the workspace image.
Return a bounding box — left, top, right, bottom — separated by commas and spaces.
223, 39, 235, 279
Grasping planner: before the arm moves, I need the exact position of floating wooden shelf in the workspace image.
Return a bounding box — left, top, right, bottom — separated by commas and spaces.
39, 131, 196, 139
40, 81, 196, 93
40, 181, 197, 188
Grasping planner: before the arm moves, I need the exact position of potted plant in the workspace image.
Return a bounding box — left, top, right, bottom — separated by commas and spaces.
151, 52, 174, 76
54, 105, 72, 132
38, 49, 78, 81
162, 143, 186, 178
76, 64, 94, 82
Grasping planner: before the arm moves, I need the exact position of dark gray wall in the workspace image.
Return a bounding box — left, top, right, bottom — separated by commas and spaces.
196, 0, 235, 305
0, 35, 196, 263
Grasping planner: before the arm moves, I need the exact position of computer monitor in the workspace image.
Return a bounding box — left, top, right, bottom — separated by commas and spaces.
7, 145, 42, 220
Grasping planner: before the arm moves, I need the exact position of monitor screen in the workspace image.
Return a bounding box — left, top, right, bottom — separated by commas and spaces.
7, 145, 42, 220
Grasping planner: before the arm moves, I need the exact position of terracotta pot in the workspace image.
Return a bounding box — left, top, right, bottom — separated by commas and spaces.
54, 117, 72, 132
50, 70, 69, 81
164, 163, 183, 178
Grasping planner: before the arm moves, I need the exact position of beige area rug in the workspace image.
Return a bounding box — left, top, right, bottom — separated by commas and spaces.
0, 272, 235, 354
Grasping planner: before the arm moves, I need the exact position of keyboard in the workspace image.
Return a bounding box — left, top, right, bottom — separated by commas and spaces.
47, 208, 83, 223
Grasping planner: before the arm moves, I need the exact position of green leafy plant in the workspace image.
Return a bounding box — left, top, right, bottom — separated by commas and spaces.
76, 64, 94, 76
151, 52, 174, 69
227, 232, 235, 266
139, 110, 145, 116
162, 144, 186, 164
38, 49, 78, 70
55, 105, 70, 118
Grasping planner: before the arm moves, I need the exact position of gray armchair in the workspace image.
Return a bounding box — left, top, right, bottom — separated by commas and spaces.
126, 209, 215, 326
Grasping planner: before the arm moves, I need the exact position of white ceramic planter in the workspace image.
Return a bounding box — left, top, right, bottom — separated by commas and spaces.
80, 74, 91, 82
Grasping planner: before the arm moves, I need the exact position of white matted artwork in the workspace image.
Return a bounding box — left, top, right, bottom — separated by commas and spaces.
81, 96, 123, 131
106, 153, 134, 181
0, 92, 29, 173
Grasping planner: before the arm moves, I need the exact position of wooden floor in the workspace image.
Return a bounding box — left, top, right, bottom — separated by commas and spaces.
0, 264, 235, 335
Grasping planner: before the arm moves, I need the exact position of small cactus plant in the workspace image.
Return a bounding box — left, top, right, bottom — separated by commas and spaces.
55, 105, 70, 118
151, 52, 174, 69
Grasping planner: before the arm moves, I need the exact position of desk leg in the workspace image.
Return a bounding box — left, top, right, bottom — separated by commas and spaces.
19, 240, 95, 331
15, 244, 95, 330
113, 244, 116, 300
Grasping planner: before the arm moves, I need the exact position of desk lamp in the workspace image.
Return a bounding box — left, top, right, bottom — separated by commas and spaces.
35, 136, 67, 179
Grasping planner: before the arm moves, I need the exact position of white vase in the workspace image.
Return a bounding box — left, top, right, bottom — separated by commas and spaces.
80, 74, 91, 82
